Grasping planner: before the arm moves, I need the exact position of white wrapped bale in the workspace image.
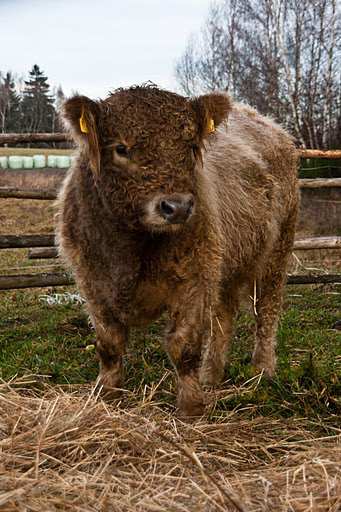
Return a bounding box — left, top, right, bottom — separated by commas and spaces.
33, 155, 46, 168
0, 156, 8, 169
56, 155, 71, 168
47, 155, 57, 167
9, 156, 23, 169
22, 156, 34, 169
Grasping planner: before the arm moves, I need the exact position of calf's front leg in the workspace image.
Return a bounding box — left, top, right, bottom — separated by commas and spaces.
165, 304, 206, 417
91, 312, 127, 392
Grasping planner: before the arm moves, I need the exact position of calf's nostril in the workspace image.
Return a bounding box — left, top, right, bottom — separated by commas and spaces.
158, 196, 194, 223
160, 200, 176, 217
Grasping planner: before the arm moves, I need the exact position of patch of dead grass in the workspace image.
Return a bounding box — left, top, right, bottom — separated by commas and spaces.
0, 199, 54, 235
0, 376, 340, 511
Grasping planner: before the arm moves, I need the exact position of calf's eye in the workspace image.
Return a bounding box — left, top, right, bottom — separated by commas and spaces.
115, 144, 129, 157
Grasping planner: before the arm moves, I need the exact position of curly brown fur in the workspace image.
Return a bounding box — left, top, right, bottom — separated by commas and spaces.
56, 84, 299, 416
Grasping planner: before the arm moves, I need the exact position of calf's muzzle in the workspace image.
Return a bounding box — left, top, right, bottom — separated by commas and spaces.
159, 194, 194, 224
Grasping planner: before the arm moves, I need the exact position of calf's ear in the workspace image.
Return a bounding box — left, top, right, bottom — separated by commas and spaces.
61, 95, 101, 175
191, 92, 231, 140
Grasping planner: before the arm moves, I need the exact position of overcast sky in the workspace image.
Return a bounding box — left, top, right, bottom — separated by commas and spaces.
1, 0, 211, 99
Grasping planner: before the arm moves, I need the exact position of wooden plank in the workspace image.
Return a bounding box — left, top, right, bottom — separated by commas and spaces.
0, 132, 340, 158
2, 232, 341, 253
0, 270, 340, 290
28, 238, 341, 258
0, 272, 73, 290
0, 178, 340, 203
0, 133, 68, 144
0, 187, 58, 200
287, 274, 341, 285
0, 234, 55, 249
298, 149, 341, 159
293, 236, 341, 250
28, 247, 59, 259
2, 264, 62, 273
299, 178, 341, 188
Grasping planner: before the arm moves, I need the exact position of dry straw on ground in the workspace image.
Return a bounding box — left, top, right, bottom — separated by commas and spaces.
0, 375, 340, 511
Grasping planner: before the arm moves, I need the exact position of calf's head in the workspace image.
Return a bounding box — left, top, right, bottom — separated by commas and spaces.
62, 85, 230, 232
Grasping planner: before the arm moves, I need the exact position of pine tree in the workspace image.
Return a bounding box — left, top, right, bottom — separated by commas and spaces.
0, 71, 21, 133
21, 64, 55, 133
54, 85, 66, 132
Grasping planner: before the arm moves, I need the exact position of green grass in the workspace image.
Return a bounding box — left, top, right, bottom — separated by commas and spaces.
0, 285, 340, 426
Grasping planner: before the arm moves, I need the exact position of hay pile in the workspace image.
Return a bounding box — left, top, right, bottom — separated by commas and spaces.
0, 376, 340, 511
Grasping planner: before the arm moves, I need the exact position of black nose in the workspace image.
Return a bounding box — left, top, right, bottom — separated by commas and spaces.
159, 195, 194, 224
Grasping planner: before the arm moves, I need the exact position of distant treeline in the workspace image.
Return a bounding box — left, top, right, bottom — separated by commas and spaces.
176, 0, 341, 151
0, 64, 65, 135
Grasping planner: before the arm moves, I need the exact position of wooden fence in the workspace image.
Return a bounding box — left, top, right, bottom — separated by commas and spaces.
1, 132, 341, 159
1, 133, 341, 290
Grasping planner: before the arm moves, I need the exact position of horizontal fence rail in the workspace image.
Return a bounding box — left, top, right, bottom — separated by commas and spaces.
286, 274, 341, 285
1, 179, 341, 203
0, 187, 58, 200
298, 149, 341, 159
0, 234, 55, 249
299, 178, 341, 188
28, 247, 59, 259
0, 271, 340, 290
1, 132, 341, 159
293, 237, 341, 250
0, 133, 68, 144
0, 272, 72, 290
2, 235, 341, 252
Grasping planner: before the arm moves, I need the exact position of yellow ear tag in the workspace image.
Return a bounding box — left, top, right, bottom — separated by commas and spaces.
79, 109, 89, 134
207, 118, 215, 134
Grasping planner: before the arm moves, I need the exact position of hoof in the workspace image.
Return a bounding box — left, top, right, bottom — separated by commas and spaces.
176, 388, 206, 418
176, 374, 206, 418
252, 346, 276, 378
177, 399, 206, 419
97, 366, 123, 397
251, 359, 275, 378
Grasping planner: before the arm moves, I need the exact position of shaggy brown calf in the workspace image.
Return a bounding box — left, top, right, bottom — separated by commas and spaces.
56, 85, 299, 416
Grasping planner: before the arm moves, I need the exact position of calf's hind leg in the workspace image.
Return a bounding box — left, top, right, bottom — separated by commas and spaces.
252, 213, 296, 377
